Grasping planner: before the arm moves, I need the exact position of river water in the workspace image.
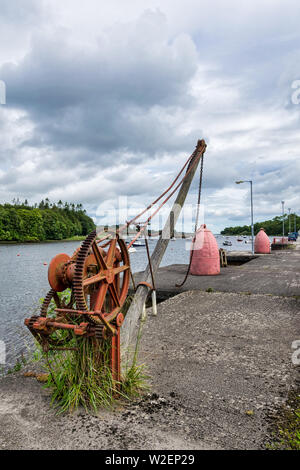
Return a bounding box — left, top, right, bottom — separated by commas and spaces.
0, 235, 262, 369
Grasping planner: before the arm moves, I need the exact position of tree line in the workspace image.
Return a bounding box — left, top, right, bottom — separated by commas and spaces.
0, 199, 96, 242
221, 214, 299, 236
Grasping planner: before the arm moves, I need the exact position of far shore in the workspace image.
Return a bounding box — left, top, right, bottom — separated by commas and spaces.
0, 236, 86, 246
0, 233, 195, 245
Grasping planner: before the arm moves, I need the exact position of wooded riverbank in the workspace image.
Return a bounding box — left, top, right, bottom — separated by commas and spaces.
0, 201, 95, 242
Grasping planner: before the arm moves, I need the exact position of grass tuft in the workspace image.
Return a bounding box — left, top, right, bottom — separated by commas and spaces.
121, 362, 150, 398
43, 331, 149, 413
44, 337, 118, 413
267, 393, 300, 450
36, 292, 149, 413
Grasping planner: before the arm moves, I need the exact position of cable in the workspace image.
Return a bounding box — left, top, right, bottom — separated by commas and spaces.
175, 151, 205, 288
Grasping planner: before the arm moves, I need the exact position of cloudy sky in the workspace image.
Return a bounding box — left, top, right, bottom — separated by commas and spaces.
0, 0, 300, 232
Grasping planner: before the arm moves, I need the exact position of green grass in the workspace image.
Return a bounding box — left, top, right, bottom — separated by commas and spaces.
61, 235, 86, 242
121, 317, 150, 399
35, 289, 149, 413
268, 394, 300, 450
5, 354, 28, 375
45, 337, 115, 413
121, 361, 150, 399
43, 335, 149, 413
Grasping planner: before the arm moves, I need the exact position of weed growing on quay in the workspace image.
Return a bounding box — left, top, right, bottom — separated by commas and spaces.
267, 392, 300, 450
43, 334, 149, 413
36, 292, 149, 413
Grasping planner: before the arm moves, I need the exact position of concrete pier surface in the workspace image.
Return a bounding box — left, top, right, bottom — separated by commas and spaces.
139, 290, 299, 449
133, 246, 300, 300
0, 247, 299, 449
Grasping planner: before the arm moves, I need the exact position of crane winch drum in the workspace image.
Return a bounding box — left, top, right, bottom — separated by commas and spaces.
25, 230, 130, 384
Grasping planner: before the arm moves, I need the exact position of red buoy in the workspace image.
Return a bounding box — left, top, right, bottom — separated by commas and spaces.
254, 228, 270, 254
190, 224, 220, 276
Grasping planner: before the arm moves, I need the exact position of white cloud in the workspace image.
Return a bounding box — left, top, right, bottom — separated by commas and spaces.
0, 2, 300, 232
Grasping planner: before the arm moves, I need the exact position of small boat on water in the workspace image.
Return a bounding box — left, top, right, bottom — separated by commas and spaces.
128, 247, 137, 253
129, 240, 146, 247
237, 237, 243, 242
223, 240, 232, 246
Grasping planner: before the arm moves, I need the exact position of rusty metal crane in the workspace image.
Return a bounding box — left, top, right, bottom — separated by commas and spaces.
25, 140, 207, 388
25, 231, 130, 383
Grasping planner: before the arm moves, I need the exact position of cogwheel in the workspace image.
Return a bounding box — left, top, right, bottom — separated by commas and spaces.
72, 230, 130, 327
73, 230, 97, 313
41, 289, 60, 317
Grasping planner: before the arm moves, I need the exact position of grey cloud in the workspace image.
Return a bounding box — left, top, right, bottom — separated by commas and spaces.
1, 10, 198, 158
0, 0, 42, 24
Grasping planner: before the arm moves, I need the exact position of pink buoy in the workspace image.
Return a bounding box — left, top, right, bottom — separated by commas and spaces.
254, 228, 270, 254
190, 224, 220, 276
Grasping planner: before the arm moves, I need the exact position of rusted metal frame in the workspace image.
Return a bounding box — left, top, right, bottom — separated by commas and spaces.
110, 327, 121, 385
35, 320, 86, 332
136, 281, 153, 291
51, 310, 118, 336
126, 141, 206, 248
94, 282, 108, 311
54, 306, 119, 325
108, 282, 121, 308
103, 306, 121, 323
106, 238, 117, 267
94, 311, 117, 336
55, 308, 96, 315
92, 241, 108, 271
113, 265, 130, 275
118, 148, 196, 234
83, 272, 106, 287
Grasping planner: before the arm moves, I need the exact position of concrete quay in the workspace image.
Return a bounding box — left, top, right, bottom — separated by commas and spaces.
132, 246, 300, 301
0, 246, 299, 450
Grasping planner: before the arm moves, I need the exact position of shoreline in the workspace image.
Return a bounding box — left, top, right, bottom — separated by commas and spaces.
0, 236, 86, 246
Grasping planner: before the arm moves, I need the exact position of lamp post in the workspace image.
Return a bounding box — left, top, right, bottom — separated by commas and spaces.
288, 208, 291, 234
281, 201, 285, 236
236, 180, 254, 255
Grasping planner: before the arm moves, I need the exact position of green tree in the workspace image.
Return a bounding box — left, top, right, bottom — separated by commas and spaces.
0, 201, 96, 242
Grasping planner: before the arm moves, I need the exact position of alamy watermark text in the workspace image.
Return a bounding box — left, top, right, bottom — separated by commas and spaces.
0, 80, 6, 105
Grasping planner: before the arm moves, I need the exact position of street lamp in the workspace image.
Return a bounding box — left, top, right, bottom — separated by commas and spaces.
288, 208, 291, 234
236, 180, 254, 255
281, 201, 285, 236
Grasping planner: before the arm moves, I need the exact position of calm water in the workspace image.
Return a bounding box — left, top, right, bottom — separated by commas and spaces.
0, 235, 259, 369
